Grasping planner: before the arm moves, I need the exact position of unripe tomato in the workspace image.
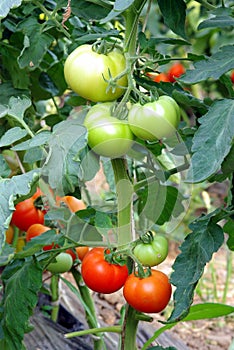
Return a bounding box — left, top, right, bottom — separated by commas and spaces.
167, 63, 185, 82
47, 252, 73, 274
11, 197, 44, 232
64, 44, 127, 102
128, 96, 180, 141
123, 270, 172, 313
81, 247, 129, 294
147, 72, 170, 82
58, 196, 86, 212
84, 103, 134, 158
133, 234, 168, 267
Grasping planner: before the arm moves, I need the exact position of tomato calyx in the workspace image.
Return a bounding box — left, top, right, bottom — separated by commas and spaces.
139, 231, 154, 244
104, 248, 128, 266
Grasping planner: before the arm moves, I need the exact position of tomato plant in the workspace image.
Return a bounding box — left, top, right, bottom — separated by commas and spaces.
81, 247, 128, 293
26, 223, 50, 242
84, 102, 134, 157
64, 44, 127, 102
123, 270, 172, 313
11, 197, 44, 232
133, 234, 168, 267
128, 96, 180, 140
167, 62, 185, 82
46, 252, 73, 274
146, 72, 170, 82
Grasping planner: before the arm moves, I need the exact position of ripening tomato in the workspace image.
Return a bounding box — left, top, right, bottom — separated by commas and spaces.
147, 72, 170, 82
47, 252, 73, 274
123, 270, 172, 313
64, 44, 127, 102
58, 196, 86, 212
133, 234, 168, 267
167, 63, 185, 82
26, 223, 57, 251
11, 197, 44, 232
231, 71, 234, 84
5, 226, 14, 244
84, 102, 134, 158
128, 96, 180, 141
66, 246, 89, 261
81, 247, 129, 294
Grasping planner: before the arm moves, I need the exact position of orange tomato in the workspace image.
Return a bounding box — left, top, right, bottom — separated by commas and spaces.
66, 246, 89, 261
5, 226, 14, 244
58, 196, 86, 213
167, 63, 185, 82
147, 72, 170, 82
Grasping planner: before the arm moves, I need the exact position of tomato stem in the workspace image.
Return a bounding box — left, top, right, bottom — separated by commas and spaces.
50, 274, 60, 322
65, 325, 122, 338
120, 304, 139, 350
111, 158, 134, 246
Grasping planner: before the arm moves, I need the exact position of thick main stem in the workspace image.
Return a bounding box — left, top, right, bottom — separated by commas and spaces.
111, 158, 133, 245
120, 305, 139, 350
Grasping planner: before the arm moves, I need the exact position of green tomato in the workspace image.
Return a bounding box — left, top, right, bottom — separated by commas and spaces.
47, 253, 73, 274
64, 44, 127, 102
84, 103, 134, 158
128, 96, 180, 141
133, 234, 168, 267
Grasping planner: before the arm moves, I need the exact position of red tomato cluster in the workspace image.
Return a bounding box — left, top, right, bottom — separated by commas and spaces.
147, 62, 185, 83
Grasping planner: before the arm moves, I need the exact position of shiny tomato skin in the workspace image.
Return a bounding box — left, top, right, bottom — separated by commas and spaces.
123, 270, 172, 313
133, 235, 168, 267
11, 198, 44, 232
231, 71, 234, 83
47, 252, 73, 274
64, 44, 127, 102
59, 196, 86, 212
81, 247, 129, 294
26, 223, 50, 242
84, 103, 134, 158
66, 246, 89, 261
128, 96, 180, 141
167, 63, 185, 82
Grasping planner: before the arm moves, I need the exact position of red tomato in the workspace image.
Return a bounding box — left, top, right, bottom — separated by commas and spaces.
58, 196, 86, 212
81, 247, 129, 294
11, 197, 44, 232
123, 269, 172, 313
147, 72, 170, 82
66, 246, 89, 261
167, 63, 185, 82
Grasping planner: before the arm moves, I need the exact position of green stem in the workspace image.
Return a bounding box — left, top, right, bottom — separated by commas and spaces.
71, 267, 104, 350
111, 158, 133, 245
194, 0, 216, 10
50, 274, 60, 322
120, 305, 139, 350
222, 249, 233, 303
65, 325, 122, 338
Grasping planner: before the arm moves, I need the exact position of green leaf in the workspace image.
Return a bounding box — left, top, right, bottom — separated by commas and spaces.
0, 82, 29, 105
11, 130, 51, 151
157, 0, 187, 39
0, 169, 40, 254
180, 45, 234, 84
100, 0, 135, 23
168, 209, 224, 322
187, 99, 234, 183
0, 0, 22, 19
0, 155, 11, 178
0, 127, 28, 147
183, 303, 234, 321
0, 258, 43, 349
198, 7, 234, 29
0, 244, 15, 267
71, 0, 111, 21
42, 119, 87, 195
5, 96, 31, 121
78, 146, 100, 182
221, 143, 234, 176
95, 211, 113, 237
223, 218, 234, 251
156, 186, 184, 225
147, 347, 177, 350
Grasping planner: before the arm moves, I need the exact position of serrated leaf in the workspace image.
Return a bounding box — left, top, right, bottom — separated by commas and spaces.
168, 209, 224, 322
0, 0, 22, 19
0, 155, 11, 178
6, 96, 32, 121
198, 7, 234, 30
0, 169, 40, 254
157, 0, 187, 39
187, 99, 234, 183
179, 45, 234, 84
0, 244, 15, 266
23, 147, 45, 164
42, 119, 87, 195
0, 127, 28, 147
156, 186, 184, 225
0, 258, 43, 349
0, 82, 29, 105
78, 146, 100, 182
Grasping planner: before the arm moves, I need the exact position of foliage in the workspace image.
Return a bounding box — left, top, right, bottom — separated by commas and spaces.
0, 0, 234, 349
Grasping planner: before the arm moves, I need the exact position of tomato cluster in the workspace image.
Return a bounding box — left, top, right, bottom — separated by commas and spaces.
147, 62, 185, 83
